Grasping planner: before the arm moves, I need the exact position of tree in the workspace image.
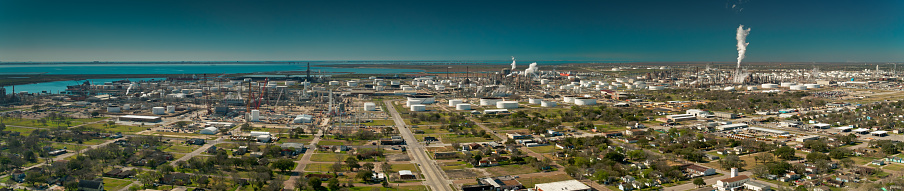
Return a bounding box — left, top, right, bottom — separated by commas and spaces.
362, 162, 375, 172
719, 154, 746, 170
693, 178, 705, 187
308, 178, 323, 190
331, 162, 343, 172
90, 111, 100, 117
806, 152, 829, 161
272, 158, 295, 173
356, 170, 374, 182
328, 178, 340, 191
345, 157, 360, 171
829, 148, 850, 159
773, 146, 796, 160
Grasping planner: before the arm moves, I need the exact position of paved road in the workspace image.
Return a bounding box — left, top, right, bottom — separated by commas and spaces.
385, 100, 452, 191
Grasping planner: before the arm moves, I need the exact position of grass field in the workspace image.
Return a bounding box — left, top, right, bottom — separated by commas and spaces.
4, 125, 37, 135
440, 161, 469, 170
485, 164, 538, 176
81, 139, 108, 145
310, 154, 348, 162
103, 178, 133, 191
527, 145, 557, 153
882, 164, 904, 172
364, 120, 395, 126
441, 134, 497, 143
0, 117, 107, 129
317, 140, 346, 145
390, 163, 419, 172
164, 145, 199, 153
82, 123, 145, 134
305, 163, 344, 172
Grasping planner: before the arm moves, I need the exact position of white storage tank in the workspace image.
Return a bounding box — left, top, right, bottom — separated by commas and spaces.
528, 98, 542, 104
479, 97, 502, 106
363, 102, 377, 111
574, 97, 597, 105
410, 104, 427, 112
329, 81, 340, 86
250, 110, 260, 121
455, 104, 471, 110
648, 85, 665, 90
402, 87, 415, 91
406, 95, 435, 104
790, 85, 808, 90
374, 86, 385, 91
435, 85, 445, 91
540, 79, 550, 85
107, 105, 120, 113
541, 101, 557, 107
780, 82, 797, 87
723, 86, 736, 91
347, 81, 359, 87
563, 96, 577, 103
390, 81, 400, 85
153, 107, 166, 115
406, 100, 419, 107
122, 104, 131, 110
805, 84, 820, 89
747, 86, 758, 91
496, 101, 519, 109
285, 81, 297, 85
166, 105, 175, 113
761, 83, 779, 89
449, 99, 463, 107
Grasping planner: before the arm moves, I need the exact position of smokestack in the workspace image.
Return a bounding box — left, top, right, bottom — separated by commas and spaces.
736, 25, 751, 69
307, 62, 311, 81
731, 168, 738, 178
511, 56, 516, 71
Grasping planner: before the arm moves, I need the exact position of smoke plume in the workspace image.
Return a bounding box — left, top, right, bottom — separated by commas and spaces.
524, 62, 538, 76
511, 56, 516, 70
125, 83, 134, 95
736, 25, 750, 69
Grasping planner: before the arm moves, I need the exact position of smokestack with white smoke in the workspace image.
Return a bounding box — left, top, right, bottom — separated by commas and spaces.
736, 25, 751, 69
125, 83, 134, 95
511, 56, 517, 71
523, 62, 538, 76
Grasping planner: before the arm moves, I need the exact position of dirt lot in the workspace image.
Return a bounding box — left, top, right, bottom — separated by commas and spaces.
387, 153, 411, 161
445, 169, 482, 180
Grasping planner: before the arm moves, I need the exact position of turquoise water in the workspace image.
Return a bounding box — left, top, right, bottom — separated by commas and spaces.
3, 78, 164, 94
0, 63, 423, 75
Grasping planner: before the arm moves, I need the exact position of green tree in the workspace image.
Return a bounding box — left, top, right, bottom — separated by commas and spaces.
345, 157, 360, 171
272, 158, 296, 173
806, 152, 829, 161
693, 178, 705, 187
773, 146, 796, 160
328, 178, 340, 191
308, 178, 323, 190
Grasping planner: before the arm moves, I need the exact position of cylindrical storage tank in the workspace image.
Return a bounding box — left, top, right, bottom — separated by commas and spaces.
449, 99, 463, 107
402, 87, 415, 91
391, 81, 400, 85
479, 97, 501, 106
723, 86, 736, 91
122, 104, 131, 110
329, 81, 340, 86
374, 86, 385, 91
152, 107, 166, 115
496, 101, 519, 109
435, 85, 445, 91
540, 79, 550, 85
406, 95, 435, 104
107, 106, 120, 113
363, 102, 377, 111
347, 81, 359, 87
747, 86, 758, 91
780, 82, 796, 87
790, 85, 808, 90
541, 101, 557, 107
761, 83, 779, 89
563, 96, 577, 103
455, 104, 471, 110
529, 98, 542, 104
625, 84, 635, 89
285, 81, 297, 85
805, 84, 820, 89
166, 106, 175, 113
648, 86, 665, 90
574, 98, 597, 105
406, 100, 419, 107
376, 81, 387, 86
410, 105, 427, 112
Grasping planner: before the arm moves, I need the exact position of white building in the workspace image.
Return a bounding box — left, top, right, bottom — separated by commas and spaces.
534, 180, 591, 191
200, 127, 218, 135
714, 175, 749, 191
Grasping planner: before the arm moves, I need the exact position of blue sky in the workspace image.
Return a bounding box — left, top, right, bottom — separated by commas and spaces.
0, 0, 901, 62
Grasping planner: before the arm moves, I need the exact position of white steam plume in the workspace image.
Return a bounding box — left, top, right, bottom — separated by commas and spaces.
736, 25, 751, 69
511, 56, 516, 71
524, 62, 538, 76
125, 83, 134, 95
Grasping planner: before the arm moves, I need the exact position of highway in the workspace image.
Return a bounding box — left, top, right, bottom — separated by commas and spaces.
384, 100, 452, 191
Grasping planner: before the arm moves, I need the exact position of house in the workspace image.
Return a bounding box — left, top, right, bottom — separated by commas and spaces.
424, 136, 438, 142
371, 173, 385, 182
534, 180, 591, 191
186, 138, 205, 145
507, 133, 530, 139
682, 164, 716, 177
434, 152, 459, 159
477, 160, 498, 167
469, 143, 482, 150
104, 168, 122, 177
161, 173, 192, 185
713, 175, 749, 191
399, 170, 416, 179
78, 179, 104, 191
206, 146, 219, 154
478, 176, 523, 191
461, 184, 494, 191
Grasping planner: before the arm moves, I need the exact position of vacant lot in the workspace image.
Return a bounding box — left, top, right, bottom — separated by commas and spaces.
485, 164, 538, 176
102, 178, 132, 191
391, 163, 419, 172
445, 169, 481, 180
528, 145, 557, 153
310, 154, 348, 162
518, 173, 574, 188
